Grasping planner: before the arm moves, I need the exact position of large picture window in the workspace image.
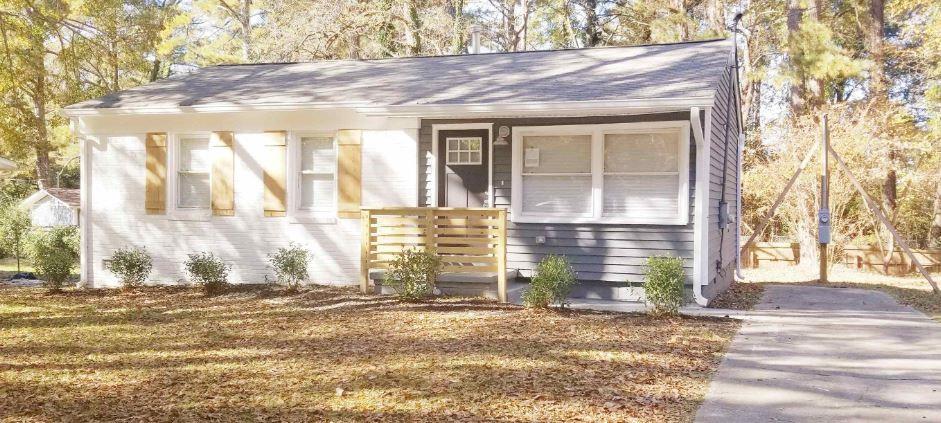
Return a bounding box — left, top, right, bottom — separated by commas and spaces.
511, 122, 689, 225
177, 135, 211, 209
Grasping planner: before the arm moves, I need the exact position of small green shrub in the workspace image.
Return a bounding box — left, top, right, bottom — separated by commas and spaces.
184, 252, 230, 295
643, 256, 686, 316
385, 248, 440, 302
523, 254, 577, 309
26, 226, 79, 291
106, 247, 153, 289
0, 205, 31, 272
268, 243, 310, 291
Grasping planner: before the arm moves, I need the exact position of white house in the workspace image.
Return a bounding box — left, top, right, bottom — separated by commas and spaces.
64, 39, 742, 305
21, 188, 81, 227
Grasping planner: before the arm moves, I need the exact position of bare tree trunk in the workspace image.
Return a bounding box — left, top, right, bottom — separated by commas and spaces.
706, 0, 725, 35
882, 149, 898, 272
786, 0, 805, 116
582, 0, 601, 47
930, 175, 941, 248
149, 59, 161, 82
240, 0, 252, 61
867, 0, 887, 99
672, 0, 689, 40
32, 67, 52, 189
448, 0, 466, 54
406, 0, 423, 55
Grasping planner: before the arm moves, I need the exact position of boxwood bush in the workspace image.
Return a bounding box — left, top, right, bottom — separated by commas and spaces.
523, 254, 577, 309
26, 226, 79, 292
643, 255, 686, 316
106, 247, 153, 289
268, 243, 310, 291
385, 248, 440, 302
185, 252, 230, 295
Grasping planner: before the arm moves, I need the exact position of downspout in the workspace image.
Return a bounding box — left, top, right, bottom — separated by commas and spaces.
690, 107, 709, 306
735, 133, 745, 280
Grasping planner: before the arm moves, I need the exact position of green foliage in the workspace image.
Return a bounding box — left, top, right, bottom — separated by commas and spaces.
268, 243, 310, 291
643, 256, 686, 317
26, 226, 79, 291
184, 252, 230, 295
0, 205, 32, 272
385, 248, 440, 302
106, 247, 153, 289
523, 255, 577, 309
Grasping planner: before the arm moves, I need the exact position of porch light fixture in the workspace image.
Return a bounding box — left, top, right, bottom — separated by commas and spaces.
494, 126, 510, 146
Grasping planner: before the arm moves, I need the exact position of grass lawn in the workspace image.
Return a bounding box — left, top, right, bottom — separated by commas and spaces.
0, 286, 738, 422
711, 264, 941, 321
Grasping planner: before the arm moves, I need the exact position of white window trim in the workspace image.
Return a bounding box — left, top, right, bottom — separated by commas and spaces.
287, 131, 338, 224
445, 136, 483, 165
168, 132, 213, 221
510, 121, 690, 225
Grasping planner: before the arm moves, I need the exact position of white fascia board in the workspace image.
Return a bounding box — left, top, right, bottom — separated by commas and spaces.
62, 96, 715, 118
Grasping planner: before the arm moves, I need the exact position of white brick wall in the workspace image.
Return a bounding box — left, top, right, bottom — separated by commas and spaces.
80, 110, 418, 288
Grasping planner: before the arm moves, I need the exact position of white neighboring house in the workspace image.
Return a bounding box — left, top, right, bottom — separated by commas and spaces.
0, 157, 16, 171
21, 188, 81, 228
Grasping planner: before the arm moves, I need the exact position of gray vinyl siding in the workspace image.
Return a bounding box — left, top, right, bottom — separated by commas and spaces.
703, 53, 741, 299
419, 113, 697, 284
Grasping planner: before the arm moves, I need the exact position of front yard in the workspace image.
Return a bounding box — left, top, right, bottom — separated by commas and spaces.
0, 286, 737, 422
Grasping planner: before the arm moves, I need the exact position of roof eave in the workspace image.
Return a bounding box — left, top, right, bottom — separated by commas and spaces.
63, 96, 716, 118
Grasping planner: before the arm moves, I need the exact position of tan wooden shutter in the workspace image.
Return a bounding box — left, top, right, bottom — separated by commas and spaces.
336, 130, 362, 219
262, 131, 288, 217
145, 133, 167, 215
210, 131, 235, 216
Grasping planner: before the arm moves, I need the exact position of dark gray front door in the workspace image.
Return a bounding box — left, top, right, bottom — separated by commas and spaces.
438, 129, 489, 207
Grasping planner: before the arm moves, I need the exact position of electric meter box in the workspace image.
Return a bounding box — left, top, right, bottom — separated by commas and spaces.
818, 209, 831, 243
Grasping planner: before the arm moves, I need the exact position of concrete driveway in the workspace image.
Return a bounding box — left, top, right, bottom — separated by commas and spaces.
696, 284, 941, 422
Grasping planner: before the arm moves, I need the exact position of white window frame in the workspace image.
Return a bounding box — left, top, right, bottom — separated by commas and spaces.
287, 131, 338, 224
511, 121, 690, 225
445, 136, 483, 165
168, 132, 213, 221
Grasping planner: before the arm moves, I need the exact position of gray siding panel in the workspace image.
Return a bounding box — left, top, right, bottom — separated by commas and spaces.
419, 113, 698, 284
705, 53, 742, 299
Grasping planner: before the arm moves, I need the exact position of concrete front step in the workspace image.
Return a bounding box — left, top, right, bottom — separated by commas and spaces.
370, 269, 518, 300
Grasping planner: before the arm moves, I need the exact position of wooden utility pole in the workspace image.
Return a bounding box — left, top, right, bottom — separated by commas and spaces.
819, 115, 831, 283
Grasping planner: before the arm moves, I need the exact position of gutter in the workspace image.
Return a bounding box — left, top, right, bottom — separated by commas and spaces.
735, 133, 745, 280
61, 96, 716, 118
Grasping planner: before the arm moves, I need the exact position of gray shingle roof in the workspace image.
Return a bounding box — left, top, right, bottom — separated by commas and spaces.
67, 39, 733, 111
45, 188, 80, 208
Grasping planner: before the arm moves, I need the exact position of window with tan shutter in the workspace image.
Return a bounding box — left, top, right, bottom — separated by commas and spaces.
177, 135, 211, 209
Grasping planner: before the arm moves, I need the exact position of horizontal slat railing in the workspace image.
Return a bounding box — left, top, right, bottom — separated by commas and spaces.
360, 207, 508, 302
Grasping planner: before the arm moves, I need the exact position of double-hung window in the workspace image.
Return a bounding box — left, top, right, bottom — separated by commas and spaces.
512, 122, 689, 225
177, 135, 211, 210
291, 134, 337, 219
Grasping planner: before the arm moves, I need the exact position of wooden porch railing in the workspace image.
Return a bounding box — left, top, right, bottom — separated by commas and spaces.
360, 207, 508, 302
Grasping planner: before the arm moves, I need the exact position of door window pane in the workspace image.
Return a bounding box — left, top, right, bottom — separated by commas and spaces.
445, 137, 483, 165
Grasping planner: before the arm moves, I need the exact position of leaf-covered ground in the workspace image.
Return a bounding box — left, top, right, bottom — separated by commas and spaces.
0, 286, 738, 422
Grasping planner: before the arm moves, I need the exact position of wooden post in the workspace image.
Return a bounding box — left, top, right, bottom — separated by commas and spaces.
819, 115, 830, 283
829, 146, 940, 294
496, 209, 508, 303
424, 208, 435, 252
360, 209, 371, 294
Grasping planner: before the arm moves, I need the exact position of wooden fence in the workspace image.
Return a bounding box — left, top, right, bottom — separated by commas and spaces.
360, 207, 508, 301
741, 242, 941, 275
